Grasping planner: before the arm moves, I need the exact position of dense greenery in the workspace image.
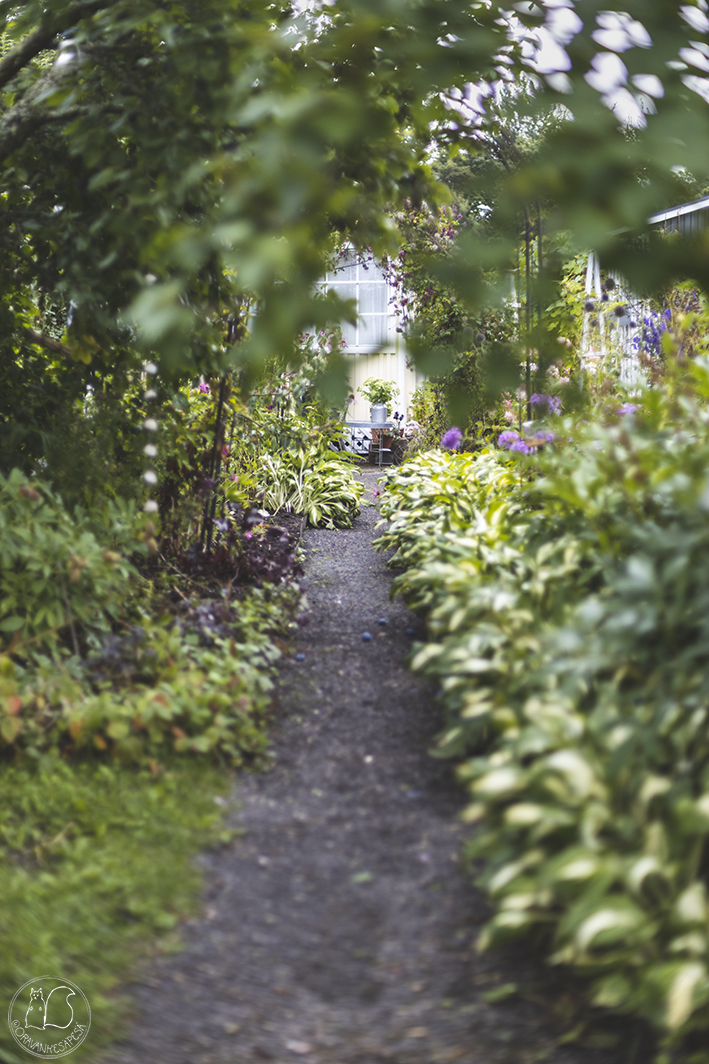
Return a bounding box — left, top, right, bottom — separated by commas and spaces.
258, 446, 364, 529
377, 344, 709, 1058
4, 2, 709, 1058
1, 1, 709, 405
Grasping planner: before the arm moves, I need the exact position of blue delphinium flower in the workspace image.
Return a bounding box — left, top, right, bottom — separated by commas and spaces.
441, 426, 463, 451
633, 310, 668, 357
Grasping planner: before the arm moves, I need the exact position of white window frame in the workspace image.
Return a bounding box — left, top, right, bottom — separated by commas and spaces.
321, 249, 393, 353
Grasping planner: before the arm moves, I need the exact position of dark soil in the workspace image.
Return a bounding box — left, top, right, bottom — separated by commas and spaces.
102, 470, 652, 1064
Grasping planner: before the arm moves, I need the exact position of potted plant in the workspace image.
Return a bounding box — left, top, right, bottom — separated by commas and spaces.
357, 377, 400, 424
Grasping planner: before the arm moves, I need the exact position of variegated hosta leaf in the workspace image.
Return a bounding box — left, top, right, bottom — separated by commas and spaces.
375, 397, 709, 1041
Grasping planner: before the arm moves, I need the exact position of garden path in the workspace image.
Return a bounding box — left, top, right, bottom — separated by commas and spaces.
103, 471, 647, 1064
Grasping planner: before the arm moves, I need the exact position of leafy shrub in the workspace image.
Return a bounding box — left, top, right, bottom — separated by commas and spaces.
0, 582, 299, 764
376, 359, 709, 1056
358, 376, 400, 409
0, 466, 303, 764
176, 507, 303, 588
0, 469, 137, 657
253, 446, 364, 529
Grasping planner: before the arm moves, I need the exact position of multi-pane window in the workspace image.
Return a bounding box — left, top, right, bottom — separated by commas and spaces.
322, 251, 391, 351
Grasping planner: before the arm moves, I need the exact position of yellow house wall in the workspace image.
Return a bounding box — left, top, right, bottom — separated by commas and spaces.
346, 345, 424, 423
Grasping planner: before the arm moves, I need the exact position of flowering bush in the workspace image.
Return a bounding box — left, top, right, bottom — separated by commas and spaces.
633, 308, 670, 359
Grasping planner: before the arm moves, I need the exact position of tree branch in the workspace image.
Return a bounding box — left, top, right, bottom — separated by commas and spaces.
0, 67, 75, 163
26, 329, 73, 358
0, 0, 113, 93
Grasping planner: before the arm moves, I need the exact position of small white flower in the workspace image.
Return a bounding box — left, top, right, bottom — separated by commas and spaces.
144, 500, 159, 513
145, 361, 158, 375
143, 444, 157, 457
143, 471, 157, 485
145, 389, 157, 400
143, 418, 158, 432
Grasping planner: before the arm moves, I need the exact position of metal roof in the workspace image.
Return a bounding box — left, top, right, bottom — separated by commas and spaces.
648, 195, 709, 225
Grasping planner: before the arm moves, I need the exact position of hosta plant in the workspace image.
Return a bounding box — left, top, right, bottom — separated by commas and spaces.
376, 357, 709, 1058
254, 445, 364, 529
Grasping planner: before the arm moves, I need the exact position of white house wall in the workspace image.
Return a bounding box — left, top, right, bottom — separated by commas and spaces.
322, 250, 424, 423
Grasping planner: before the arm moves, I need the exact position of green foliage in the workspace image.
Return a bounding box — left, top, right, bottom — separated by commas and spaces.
151, 331, 360, 551
386, 196, 510, 436
0, 755, 230, 1061
256, 446, 364, 529
543, 254, 588, 364
1, 1, 709, 405
0, 460, 302, 764
408, 382, 448, 451
0, 580, 299, 765
0, 469, 137, 657
357, 376, 399, 409
376, 359, 709, 1054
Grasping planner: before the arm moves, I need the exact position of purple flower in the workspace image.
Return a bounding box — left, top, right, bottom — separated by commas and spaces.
498, 430, 521, 448
530, 393, 561, 416
619, 403, 639, 415
199, 381, 210, 394
441, 427, 463, 451
498, 428, 555, 455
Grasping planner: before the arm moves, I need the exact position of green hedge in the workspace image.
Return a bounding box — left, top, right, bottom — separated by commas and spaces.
376, 359, 709, 1057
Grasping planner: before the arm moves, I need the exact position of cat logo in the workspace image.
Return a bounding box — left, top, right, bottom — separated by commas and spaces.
8, 977, 91, 1058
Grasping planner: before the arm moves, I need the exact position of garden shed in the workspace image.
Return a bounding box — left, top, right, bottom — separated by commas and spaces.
648, 194, 709, 235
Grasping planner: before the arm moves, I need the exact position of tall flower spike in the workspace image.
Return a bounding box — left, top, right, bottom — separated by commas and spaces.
142, 361, 159, 514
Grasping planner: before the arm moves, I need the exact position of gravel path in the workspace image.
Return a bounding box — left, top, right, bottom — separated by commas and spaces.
103, 470, 651, 1064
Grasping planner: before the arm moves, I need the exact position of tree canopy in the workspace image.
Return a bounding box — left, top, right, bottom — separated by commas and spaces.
1, 0, 709, 410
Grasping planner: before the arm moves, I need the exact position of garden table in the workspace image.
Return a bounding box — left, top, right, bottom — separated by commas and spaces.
344, 420, 394, 466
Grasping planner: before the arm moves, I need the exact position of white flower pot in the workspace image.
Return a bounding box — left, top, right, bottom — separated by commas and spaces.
370, 403, 388, 424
